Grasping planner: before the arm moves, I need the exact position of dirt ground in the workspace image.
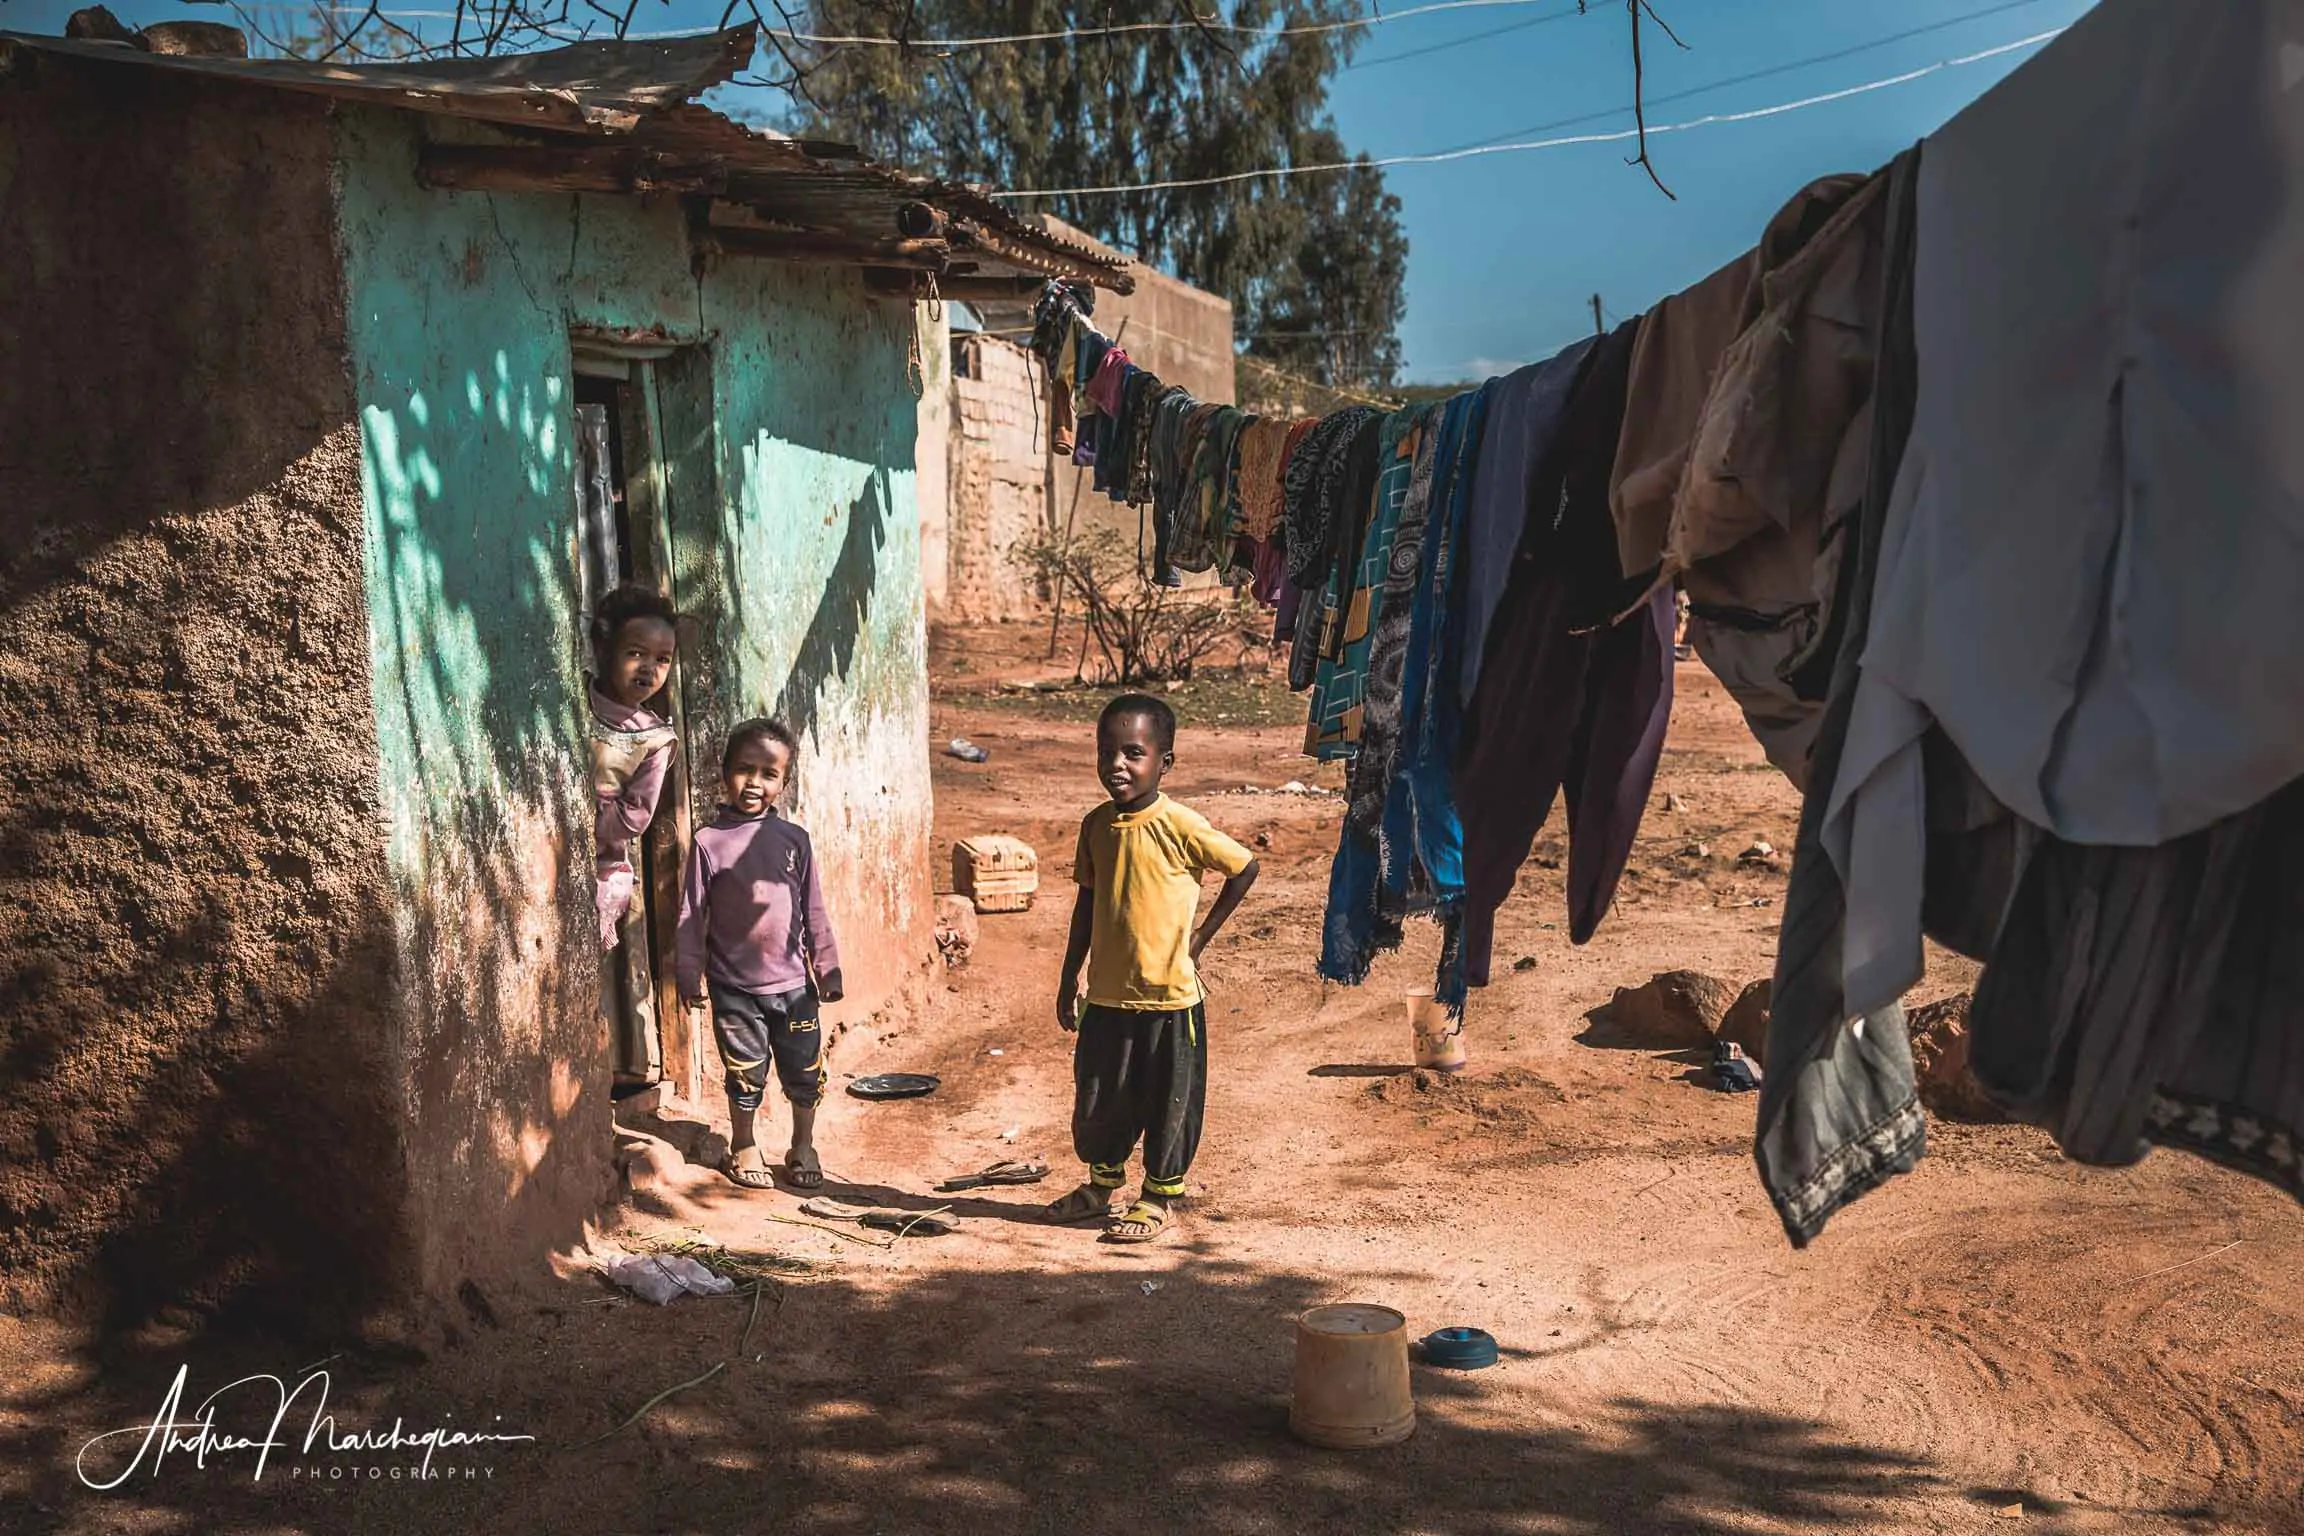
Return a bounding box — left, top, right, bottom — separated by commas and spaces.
5, 619, 2301, 1535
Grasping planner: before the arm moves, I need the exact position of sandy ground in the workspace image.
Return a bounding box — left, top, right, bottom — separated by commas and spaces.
5, 620, 2301, 1535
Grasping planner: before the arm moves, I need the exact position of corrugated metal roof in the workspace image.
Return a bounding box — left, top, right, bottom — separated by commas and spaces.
0, 23, 1131, 290
0, 25, 751, 132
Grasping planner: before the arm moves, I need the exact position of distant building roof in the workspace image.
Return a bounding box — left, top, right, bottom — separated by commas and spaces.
0, 22, 1132, 292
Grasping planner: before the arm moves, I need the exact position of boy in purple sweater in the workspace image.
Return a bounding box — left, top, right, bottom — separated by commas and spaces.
678, 719, 845, 1191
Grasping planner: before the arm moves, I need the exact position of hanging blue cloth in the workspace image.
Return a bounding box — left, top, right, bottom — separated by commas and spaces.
1382, 384, 1491, 1012
1318, 387, 1490, 993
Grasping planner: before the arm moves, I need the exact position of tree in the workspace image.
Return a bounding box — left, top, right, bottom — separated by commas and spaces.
796, 0, 1413, 392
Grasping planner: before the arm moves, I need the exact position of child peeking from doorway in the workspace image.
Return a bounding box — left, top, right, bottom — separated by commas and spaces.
589, 584, 680, 953
1049, 694, 1259, 1244
677, 719, 845, 1192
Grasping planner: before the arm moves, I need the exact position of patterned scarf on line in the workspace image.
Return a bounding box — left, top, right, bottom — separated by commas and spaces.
1320, 411, 1440, 981
1288, 411, 1389, 698
1305, 407, 1429, 762
1282, 406, 1386, 586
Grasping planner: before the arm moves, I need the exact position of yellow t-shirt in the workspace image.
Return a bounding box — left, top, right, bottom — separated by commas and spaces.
1074, 795, 1255, 1010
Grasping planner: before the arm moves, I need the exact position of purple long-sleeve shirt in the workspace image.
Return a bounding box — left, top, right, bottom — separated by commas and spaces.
676, 806, 843, 998
591, 686, 673, 874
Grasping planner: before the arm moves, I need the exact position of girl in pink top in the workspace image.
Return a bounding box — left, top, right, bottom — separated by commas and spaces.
589, 586, 679, 952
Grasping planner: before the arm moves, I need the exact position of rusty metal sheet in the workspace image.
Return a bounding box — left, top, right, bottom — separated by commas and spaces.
0, 21, 1132, 289
0, 24, 753, 132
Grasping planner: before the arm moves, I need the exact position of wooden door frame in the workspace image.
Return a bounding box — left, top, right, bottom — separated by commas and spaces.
613, 364, 700, 1108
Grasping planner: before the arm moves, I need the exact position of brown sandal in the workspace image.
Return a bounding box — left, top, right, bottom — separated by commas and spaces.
725, 1145, 776, 1190
782, 1147, 825, 1190
1103, 1200, 1171, 1244
1044, 1184, 1118, 1225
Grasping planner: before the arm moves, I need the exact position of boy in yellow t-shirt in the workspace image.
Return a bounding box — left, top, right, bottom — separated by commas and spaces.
1049, 694, 1260, 1243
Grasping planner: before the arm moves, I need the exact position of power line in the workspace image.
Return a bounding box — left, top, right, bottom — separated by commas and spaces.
988, 27, 2062, 199
1347, 0, 1579, 71
1438, 0, 2056, 155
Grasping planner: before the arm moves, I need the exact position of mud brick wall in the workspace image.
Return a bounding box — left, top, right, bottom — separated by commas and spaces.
0, 59, 405, 1331
945, 334, 1054, 624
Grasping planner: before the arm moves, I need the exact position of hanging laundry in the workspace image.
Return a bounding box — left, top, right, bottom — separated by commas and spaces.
1234, 417, 1292, 543
1086, 344, 1131, 415
1828, 0, 2304, 1028
1146, 389, 1200, 585
1283, 409, 1386, 691
1458, 338, 1595, 708
1323, 386, 1494, 1008
1280, 407, 1386, 588
1967, 777, 2304, 1209
1456, 321, 1672, 988
1671, 177, 1890, 787
1610, 174, 1870, 582
1321, 411, 1446, 980
1765, 0, 2304, 1242
1753, 147, 1924, 1249
1305, 408, 1431, 760
1608, 173, 1880, 790
1169, 404, 1244, 574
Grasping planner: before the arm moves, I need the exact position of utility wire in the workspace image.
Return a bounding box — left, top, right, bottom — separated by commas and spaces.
1347, 0, 1579, 70
1437, 0, 2056, 154
988, 27, 2061, 198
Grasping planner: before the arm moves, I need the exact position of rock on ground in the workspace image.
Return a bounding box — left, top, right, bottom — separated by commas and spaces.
1598, 970, 1739, 1049
1907, 992, 2007, 1122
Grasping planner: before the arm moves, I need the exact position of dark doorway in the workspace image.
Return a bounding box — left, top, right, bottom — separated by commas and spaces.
574, 352, 700, 1106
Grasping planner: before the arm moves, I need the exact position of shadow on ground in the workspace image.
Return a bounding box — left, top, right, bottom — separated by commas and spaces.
2, 1243, 1969, 1536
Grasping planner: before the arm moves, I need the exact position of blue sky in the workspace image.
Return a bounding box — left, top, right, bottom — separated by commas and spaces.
1326, 0, 2098, 379
7, 0, 2098, 381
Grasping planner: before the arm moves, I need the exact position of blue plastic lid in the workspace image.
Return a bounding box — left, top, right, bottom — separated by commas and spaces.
1420, 1327, 1499, 1369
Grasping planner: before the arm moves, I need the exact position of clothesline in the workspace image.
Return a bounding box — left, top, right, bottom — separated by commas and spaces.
988, 28, 2062, 197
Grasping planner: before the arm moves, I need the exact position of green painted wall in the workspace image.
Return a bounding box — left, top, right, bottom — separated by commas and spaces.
336, 110, 931, 1293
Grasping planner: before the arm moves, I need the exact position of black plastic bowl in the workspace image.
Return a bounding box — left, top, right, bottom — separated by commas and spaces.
847, 1073, 942, 1101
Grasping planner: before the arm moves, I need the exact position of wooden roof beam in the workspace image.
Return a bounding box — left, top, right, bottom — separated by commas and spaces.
696, 225, 951, 271
418, 142, 730, 197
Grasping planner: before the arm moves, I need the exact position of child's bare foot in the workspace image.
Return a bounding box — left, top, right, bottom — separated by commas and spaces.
726, 1144, 775, 1190
1103, 1197, 1171, 1244
782, 1144, 824, 1190
1044, 1183, 1118, 1225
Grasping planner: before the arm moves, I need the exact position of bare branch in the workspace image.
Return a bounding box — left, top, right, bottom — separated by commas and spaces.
1623, 0, 1675, 200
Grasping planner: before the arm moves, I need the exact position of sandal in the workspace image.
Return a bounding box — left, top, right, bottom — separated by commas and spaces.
1103, 1200, 1171, 1244
782, 1147, 825, 1191
859, 1208, 960, 1237
936, 1160, 1052, 1193
1044, 1184, 1118, 1226
725, 1146, 776, 1190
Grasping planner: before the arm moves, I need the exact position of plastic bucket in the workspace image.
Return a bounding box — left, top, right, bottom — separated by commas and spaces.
1290, 1303, 1415, 1449
1406, 990, 1467, 1074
